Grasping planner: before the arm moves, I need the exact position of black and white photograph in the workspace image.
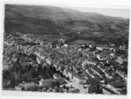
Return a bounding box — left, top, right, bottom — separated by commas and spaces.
2, 2, 129, 95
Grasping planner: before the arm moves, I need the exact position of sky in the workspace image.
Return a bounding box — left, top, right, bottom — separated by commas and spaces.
42, 4, 130, 18
31, 0, 130, 19
4, 0, 130, 18
69, 7, 129, 18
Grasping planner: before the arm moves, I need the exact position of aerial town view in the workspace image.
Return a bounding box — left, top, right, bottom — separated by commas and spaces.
3, 4, 129, 95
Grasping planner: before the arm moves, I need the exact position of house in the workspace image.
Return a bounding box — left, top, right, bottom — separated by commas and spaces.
96, 54, 104, 61
18, 82, 38, 91
109, 53, 115, 59
115, 56, 124, 65
63, 44, 68, 48
53, 73, 62, 79
96, 52, 110, 61
45, 57, 52, 65
39, 78, 66, 88
80, 44, 88, 49
119, 45, 126, 50
82, 59, 96, 67
96, 47, 103, 51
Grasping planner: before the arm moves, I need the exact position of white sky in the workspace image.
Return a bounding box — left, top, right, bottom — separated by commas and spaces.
69, 7, 129, 18
4, 0, 130, 19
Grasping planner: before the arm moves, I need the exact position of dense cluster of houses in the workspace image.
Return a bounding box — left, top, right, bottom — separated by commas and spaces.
3, 33, 127, 94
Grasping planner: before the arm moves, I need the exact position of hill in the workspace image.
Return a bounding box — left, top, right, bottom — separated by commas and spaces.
4, 4, 129, 44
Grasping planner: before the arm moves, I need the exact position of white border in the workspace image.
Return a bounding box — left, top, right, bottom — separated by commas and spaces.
0, 0, 130, 99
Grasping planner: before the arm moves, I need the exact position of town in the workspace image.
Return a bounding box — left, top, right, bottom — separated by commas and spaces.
3, 32, 127, 94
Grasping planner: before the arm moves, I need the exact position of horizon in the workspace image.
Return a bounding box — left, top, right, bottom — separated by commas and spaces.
6, 4, 129, 19
70, 7, 129, 19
